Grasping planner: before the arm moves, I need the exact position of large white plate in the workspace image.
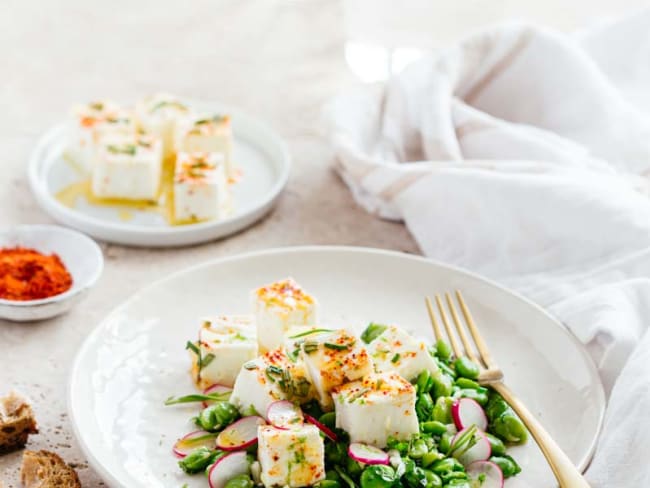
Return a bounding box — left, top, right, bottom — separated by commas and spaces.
69, 247, 605, 488
29, 104, 290, 247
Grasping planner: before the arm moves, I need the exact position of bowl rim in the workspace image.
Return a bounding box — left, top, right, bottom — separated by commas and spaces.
0, 224, 104, 307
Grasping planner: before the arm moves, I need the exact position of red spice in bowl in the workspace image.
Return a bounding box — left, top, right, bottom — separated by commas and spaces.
0, 247, 73, 301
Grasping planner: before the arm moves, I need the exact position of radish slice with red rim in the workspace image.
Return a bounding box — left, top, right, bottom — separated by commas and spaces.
266, 401, 304, 429
304, 413, 338, 442
452, 398, 488, 431
208, 451, 250, 488
466, 460, 504, 488
216, 416, 266, 451
202, 384, 233, 408
172, 430, 217, 458
451, 427, 491, 466
348, 442, 390, 465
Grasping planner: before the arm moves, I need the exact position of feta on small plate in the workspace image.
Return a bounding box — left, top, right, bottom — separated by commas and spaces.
91, 133, 162, 201
230, 348, 315, 417
67, 100, 136, 170
332, 372, 419, 448
252, 279, 318, 353
174, 113, 234, 178
258, 424, 325, 488
191, 315, 257, 389
367, 325, 439, 381
173, 151, 230, 223
135, 93, 190, 160
297, 328, 373, 410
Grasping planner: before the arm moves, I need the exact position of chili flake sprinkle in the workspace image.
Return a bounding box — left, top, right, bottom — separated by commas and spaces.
0, 247, 73, 301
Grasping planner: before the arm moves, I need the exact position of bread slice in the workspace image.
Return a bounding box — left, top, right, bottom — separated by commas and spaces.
0, 391, 38, 453
20, 450, 81, 488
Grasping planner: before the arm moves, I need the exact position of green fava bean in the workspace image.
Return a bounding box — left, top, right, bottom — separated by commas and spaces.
224, 474, 254, 488
416, 393, 434, 421
492, 413, 528, 444
432, 397, 454, 424
438, 432, 452, 454
178, 447, 220, 474
422, 420, 447, 436
416, 370, 432, 393
431, 457, 463, 474
347, 457, 364, 477
360, 465, 397, 488
421, 451, 442, 468
435, 339, 452, 361
485, 433, 506, 457
409, 439, 428, 459
445, 480, 471, 488
490, 455, 521, 478
316, 481, 342, 488
195, 402, 239, 431
454, 388, 488, 406
319, 412, 336, 429
454, 378, 480, 390
453, 357, 480, 380
440, 471, 468, 483
431, 374, 453, 400
423, 469, 442, 488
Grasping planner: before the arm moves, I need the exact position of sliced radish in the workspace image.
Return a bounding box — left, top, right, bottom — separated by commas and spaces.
348, 442, 390, 465
216, 416, 266, 451
466, 461, 504, 488
266, 401, 304, 429
208, 451, 250, 488
172, 430, 217, 458
452, 398, 488, 431
202, 384, 233, 408
304, 413, 338, 442
452, 428, 491, 466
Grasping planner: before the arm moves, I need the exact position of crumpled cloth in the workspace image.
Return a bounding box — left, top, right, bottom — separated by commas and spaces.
326, 9, 650, 487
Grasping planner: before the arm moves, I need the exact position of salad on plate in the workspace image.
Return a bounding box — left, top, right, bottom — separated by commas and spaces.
165, 278, 528, 488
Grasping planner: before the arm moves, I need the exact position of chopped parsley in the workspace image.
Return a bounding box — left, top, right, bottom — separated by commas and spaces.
106, 143, 137, 156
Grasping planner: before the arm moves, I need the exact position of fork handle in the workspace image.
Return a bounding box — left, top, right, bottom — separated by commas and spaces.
490, 382, 591, 487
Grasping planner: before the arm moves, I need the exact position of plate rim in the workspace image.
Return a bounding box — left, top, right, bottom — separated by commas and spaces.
28, 108, 291, 245
68, 245, 606, 487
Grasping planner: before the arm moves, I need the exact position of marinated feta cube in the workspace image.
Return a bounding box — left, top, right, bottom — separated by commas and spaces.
173, 151, 230, 223
367, 325, 439, 381
230, 348, 315, 416
91, 133, 162, 201
252, 279, 318, 353
332, 372, 419, 447
135, 93, 190, 160
67, 100, 136, 170
258, 424, 325, 488
297, 329, 373, 410
174, 113, 234, 178
190, 315, 258, 389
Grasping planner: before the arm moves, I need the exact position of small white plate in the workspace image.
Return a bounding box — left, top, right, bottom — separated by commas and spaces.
29, 104, 290, 247
0, 225, 103, 321
69, 247, 604, 488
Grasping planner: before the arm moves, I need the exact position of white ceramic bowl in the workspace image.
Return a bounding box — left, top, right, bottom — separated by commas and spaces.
0, 225, 103, 321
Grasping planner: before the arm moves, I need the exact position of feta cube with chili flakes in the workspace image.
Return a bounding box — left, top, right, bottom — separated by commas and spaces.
252, 278, 318, 353
366, 325, 439, 381
175, 113, 234, 178
91, 133, 162, 201
230, 348, 316, 417
258, 424, 326, 488
189, 315, 258, 389
135, 93, 190, 160
173, 151, 230, 223
297, 328, 373, 410
67, 100, 136, 169
332, 372, 419, 448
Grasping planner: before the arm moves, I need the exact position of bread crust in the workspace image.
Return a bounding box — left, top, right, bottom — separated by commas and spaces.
0, 392, 38, 453
21, 450, 81, 488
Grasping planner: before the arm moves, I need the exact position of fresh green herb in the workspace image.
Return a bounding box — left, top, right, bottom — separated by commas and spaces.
360, 323, 388, 344
303, 341, 319, 354
324, 342, 353, 351
164, 391, 231, 405
106, 144, 137, 156
391, 353, 401, 363
288, 328, 334, 339
195, 115, 227, 125
150, 99, 188, 113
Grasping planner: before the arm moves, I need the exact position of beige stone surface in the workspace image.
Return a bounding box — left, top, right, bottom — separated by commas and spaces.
0, 1, 418, 485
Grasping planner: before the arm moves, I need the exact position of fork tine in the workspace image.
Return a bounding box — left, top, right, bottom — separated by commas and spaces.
435, 294, 462, 358
455, 290, 495, 369
425, 297, 444, 343
445, 293, 481, 365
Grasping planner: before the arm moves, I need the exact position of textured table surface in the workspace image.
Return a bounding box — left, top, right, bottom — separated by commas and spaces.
0, 0, 643, 486
0, 1, 417, 485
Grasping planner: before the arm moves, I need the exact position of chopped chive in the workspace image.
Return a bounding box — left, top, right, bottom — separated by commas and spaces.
324, 342, 352, 351
288, 328, 333, 339
391, 353, 401, 363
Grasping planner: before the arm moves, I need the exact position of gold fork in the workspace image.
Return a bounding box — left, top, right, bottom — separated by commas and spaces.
425, 291, 591, 488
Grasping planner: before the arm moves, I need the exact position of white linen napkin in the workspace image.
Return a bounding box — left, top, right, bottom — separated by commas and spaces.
326, 9, 650, 487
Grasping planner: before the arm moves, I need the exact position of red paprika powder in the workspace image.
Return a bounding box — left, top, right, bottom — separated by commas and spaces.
0, 247, 73, 301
